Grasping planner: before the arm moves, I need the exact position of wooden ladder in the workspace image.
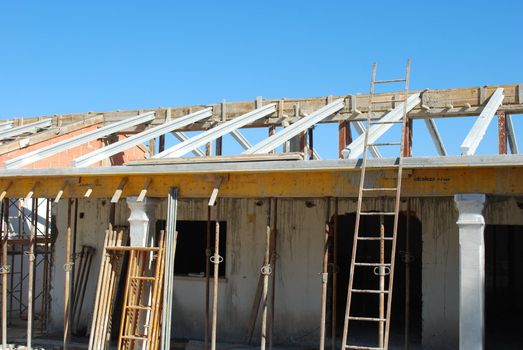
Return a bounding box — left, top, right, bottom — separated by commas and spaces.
341, 60, 411, 350
117, 231, 165, 350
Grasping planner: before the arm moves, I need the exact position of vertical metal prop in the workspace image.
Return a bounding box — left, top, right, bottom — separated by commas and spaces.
260, 198, 272, 350
1, 198, 8, 349
211, 207, 221, 350
205, 206, 211, 350
64, 199, 73, 350
27, 198, 36, 349
319, 198, 330, 350
379, 215, 385, 348
331, 198, 338, 350
161, 188, 178, 349
268, 199, 278, 350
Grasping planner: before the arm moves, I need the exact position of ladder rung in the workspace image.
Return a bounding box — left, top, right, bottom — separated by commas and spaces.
126, 305, 152, 310
367, 142, 401, 147
129, 276, 158, 281
351, 289, 389, 294
346, 345, 384, 350
121, 335, 148, 340
362, 187, 397, 192
369, 120, 403, 125
374, 79, 406, 84
357, 236, 394, 241
354, 262, 391, 267
360, 212, 395, 216
348, 316, 387, 322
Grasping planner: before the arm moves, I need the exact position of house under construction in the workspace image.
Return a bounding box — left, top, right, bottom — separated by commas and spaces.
0, 63, 521, 350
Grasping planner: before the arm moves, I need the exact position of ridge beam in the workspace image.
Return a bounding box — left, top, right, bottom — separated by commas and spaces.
73, 108, 212, 167
0, 119, 52, 141
424, 118, 447, 156
342, 94, 421, 159
461, 88, 504, 156
5, 112, 155, 169
243, 99, 344, 154
153, 103, 277, 159
172, 132, 206, 157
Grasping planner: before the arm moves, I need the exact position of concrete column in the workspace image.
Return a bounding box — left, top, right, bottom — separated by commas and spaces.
454, 193, 486, 350
127, 197, 158, 247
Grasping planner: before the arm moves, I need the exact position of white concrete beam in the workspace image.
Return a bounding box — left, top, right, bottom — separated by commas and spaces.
461, 88, 504, 155
352, 121, 382, 158
424, 118, 447, 156
506, 114, 519, 154
172, 132, 206, 157
454, 193, 486, 350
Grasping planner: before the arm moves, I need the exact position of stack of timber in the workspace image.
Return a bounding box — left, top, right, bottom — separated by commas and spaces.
88, 226, 128, 349
117, 230, 166, 350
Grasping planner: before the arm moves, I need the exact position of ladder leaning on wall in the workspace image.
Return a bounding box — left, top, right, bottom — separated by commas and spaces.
341, 59, 411, 350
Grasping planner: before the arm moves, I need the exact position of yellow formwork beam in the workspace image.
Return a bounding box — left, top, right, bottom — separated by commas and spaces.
0, 166, 522, 199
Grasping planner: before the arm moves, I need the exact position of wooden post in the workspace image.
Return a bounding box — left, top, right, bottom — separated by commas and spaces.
149, 138, 156, 155
319, 198, 330, 350
63, 199, 73, 350
338, 120, 352, 159
402, 118, 413, 157
268, 199, 278, 350
1, 198, 8, 349
211, 210, 221, 350
404, 200, 411, 350
379, 215, 385, 348
159, 134, 165, 153
331, 198, 338, 350
27, 198, 37, 349
205, 206, 211, 350
308, 127, 314, 160
498, 110, 507, 155
260, 199, 272, 350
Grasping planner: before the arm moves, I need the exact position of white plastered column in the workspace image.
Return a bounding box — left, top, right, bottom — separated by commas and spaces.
127, 197, 159, 247
454, 193, 486, 350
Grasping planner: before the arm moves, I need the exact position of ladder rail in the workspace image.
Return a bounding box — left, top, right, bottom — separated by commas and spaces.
341, 62, 377, 349
342, 59, 411, 350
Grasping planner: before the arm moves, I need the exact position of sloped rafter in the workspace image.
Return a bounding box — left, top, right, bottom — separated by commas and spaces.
5, 112, 156, 169
506, 114, 519, 154
230, 129, 252, 150
243, 99, 344, 154
0, 121, 13, 132
461, 88, 504, 155
73, 108, 212, 167
342, 94, 421, 159
153, 103, 277, 158
172, 131, 206, 157
0, 119, 52, 141
352, 121, 382, 158
424, 118, 447, 156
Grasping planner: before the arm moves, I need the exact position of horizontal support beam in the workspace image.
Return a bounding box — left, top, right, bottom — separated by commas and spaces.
73, 108, 212, 167
4, 112, 155, 169
0, 164, 522, 198
461, 88, 504, 155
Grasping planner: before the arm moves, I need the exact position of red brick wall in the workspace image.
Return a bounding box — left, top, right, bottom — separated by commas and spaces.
0, 125, 148, 168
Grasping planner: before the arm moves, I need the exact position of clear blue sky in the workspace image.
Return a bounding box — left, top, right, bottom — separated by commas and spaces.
0, 1, 521, 159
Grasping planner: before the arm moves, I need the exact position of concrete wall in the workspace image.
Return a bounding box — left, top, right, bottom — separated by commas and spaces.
48, 195, 523, 348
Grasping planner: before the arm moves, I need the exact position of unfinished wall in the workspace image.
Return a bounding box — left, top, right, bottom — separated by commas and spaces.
47, 195, 523, 348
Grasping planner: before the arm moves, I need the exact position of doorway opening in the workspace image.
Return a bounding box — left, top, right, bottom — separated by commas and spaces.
333, 211, 422, 347
485, 225, 523, 349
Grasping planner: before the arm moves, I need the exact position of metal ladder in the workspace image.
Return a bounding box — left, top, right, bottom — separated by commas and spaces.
118, 231, 165, 350
341, 59, 411, 350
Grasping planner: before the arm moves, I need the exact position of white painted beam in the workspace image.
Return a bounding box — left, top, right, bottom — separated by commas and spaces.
506, 114, 519, 154
5, 112, 155, 169
0, 119, 52, 141
424, 118, 447, 156
172, 131, 206, 157
460, 88, 504, 156
73, 109, 211, 167
230, 129, 252, 150
352, 121, 382, 158
342, 94, 421, 159
0, 121, 13, 132
243, 100, 344, 154
154, 104, 277, 158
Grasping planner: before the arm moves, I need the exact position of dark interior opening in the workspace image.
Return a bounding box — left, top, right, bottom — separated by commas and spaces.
157, 220, 227, 277
485, 225, 523, 349
333, 211, 422, 347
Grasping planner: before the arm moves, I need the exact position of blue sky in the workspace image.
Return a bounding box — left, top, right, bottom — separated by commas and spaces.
0, 1, 521, 159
